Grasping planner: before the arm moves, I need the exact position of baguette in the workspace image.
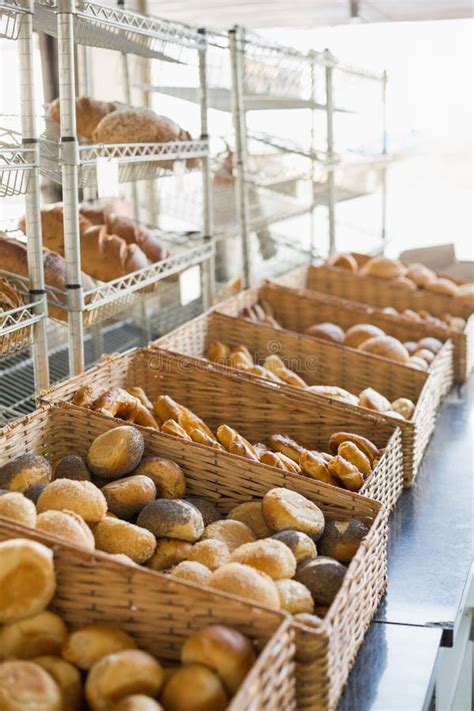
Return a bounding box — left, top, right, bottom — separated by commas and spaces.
216, 424, 259, 462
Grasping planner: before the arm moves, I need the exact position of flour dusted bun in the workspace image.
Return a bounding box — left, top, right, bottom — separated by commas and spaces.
160, 664, 228, 711
230, 539, 296, 580
227, 501, 271, 539
146, 538, 193, 571
275, 579, 314, 614
87, 426, 145, 480
0, 660, 62, 711
37, 480, 107, 523
34, 656, 82, 711
201, 519, 256, 552
62, 624, 137, 670
262, 488, 325, 541
0, 611, 67, 660
93, 517, 156, 563
171, 561, 212, 586
209, 562, 280, 609
0, 454, 51, 492
187, 540, 230, 571
0, 492, 37, 527
36, 510, 95, 550
343, 324, 385, 349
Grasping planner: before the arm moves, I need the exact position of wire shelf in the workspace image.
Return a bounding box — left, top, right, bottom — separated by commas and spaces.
0, 127, 34, 196
0, 0, 30, 40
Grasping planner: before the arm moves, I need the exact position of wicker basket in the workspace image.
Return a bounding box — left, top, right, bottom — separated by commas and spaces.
277, 262, 472, 383
152, 309, 446, 488
0, 404, 387, 710
41, 347, 403, 510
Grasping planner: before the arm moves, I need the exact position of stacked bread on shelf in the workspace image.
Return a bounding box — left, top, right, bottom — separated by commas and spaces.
0, 274, 24, 312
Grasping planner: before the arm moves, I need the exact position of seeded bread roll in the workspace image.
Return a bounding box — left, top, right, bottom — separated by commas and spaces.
209, 562, 280, 609
85, 650, 164, 711
181, 625, 256, 695
93, 517, 156, 563
0, 454, 51, 492
37, 480, 107, 523
0, 611, 67, 660
34, 656, 82, 711
305, 323, 345, 344
230, 539, 296, 580
0, 491, 37, 527
318, 518, 370, 563
227, 501, 272, 539
275, 579, 315, 614
272, 530, 317, 563
187, 540, 230, 571
201, 519, 256, 552
101, 475, 156, 520
295, 556, 346, 606
52, 455, 91, 481
145, 538, 193, 571
110, 697, 164, 711
137, 499, 203, 542
262, 488, 325, 541
133, 457, 185, 499
36, 509, 95, 550
171, 561, 212, 585
87, 426, 145, 479
185, 497, 221, 526
161, 664, 228, 711
62, 624, 137, 670
0, 660, 62, 711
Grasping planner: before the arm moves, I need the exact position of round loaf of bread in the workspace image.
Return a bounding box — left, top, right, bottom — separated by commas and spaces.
133, 457, 185, 499
426, 277, 458, 296
187, 539, 230, 571
34, 656, 82, 711
230, 539, 296, 579
36, 509, 95, 550
416, 336, 443, 355
0, 611, 67, 660
343, 324, 385, 349
318, 518, 370, 563
146, 538, 193, 571
101, 475, 156, 520
295, 556, 346, 606
87, 426, 145, 479
262, 488, 325, 540
201, 519, 256, 552
171, 561, 212, 586
227, 501, 271, 539
358, 335, 409, 363
392, 276, 417, 290
305, 323, 345, 344
0, 660, 62, 711
110, 696, 164, 711
407, 356, 428, 370
275, 579, 314, 614
272, 530, 317, 563
52, 455, 91, 481
0, 491, 37, 527
391, 397, 416, 420
0, 539, 56, 624
23, 483, 47, 504
137, 499, 203, 542
403, 341, 418, 355
185, 497, 221, 526
405, 263, 436, 288
181, 624, 256, 695
327, 252, 358, 272
62, 624, 137, 670
209, 562, 280, 609
0, 454, 51, 492
360, 256, 405, 279
413, 348, 435, 365
160, 663, 228, 711
93, 518, 156, 563
358, 387, 391, 413
37, 480, 107, 523
85, 649, 164, 711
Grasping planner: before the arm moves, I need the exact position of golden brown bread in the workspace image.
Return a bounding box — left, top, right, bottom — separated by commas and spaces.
110, 696, 164, 711
189, 427, 225, 450
153, 396, 216, 441
36, 510, 95, 550
426, 277, 459, 296
80, 225, 150, 281
146, 538, 193, 571
0, 660, 62, 711
327, 252, 358, 272
391, 397, 416, 419
358, 387, 391, 413
62, 624, 137, 670
209, 562, 280, 609
328, 432, 379, 463
133, 457, 186, 499
37, 479, 107, 523
161, 419, 192, 440
305, 322, 345, 344
343, 324, 385, 349
93, 108, 190, 145
358, 335, 410, 363
318, 518, 369, 563
86, 426, 145, 479
327, 456, 364, 491
360, 256, 406, 279
275, 579, 315, 614
105, 213, 169, 263
392, 276, 417, 290
50, 96, 123, 140
405, 263, 436, 288
186, 540, 230, 571
268, 434, 306, 463
101, 475, 156, 520
93, 518, 156, 563
227, 501, 272, 539
337, 441, 372, 477
299, 450, 337, 486
207, 341, 230, 364
216, 424, 259, 461
0, 492, 37, 527
230, 539, 297, 580
262, 488, 325, 540
0, 611, 67, 660
201, 519, 256, 552
33, 656, 82, 711
263, 354, 306, 388
272, 530, 317, 563
171, 561, 212, 585
306, 385, 359, 406
18, 203, 92, 256
0, 274, 24, 311
160, 663, 228, 711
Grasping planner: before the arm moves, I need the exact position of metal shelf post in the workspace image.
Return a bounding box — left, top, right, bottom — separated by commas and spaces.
324, 48, 336, 256
310, 53, 317, 260
198, 27, 214, 308
381, 69, 388, 246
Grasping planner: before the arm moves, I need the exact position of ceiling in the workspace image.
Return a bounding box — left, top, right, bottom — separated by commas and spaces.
146, 0, 474, 29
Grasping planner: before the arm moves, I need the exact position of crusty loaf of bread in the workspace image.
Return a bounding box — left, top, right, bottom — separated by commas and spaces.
49, 96, 124, 140
92, 108, 189, 144
80, 225, 150, 281
18, 203, 92, 255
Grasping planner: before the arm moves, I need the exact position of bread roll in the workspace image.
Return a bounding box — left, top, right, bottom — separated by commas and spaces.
87, 426, 145, 479
185, 497, 221, 526
453, 283, 474, 310
327, 456, 364, 491
417, 336, 443, 355
299, 450, 337, 486
171, 561, 212, 585
34, 656, 82, 711
327, 252, 358, 272
337, 442, 372, 478
62, 624, 137, 671
85, 649, 164, 711
275, 579, 314, 614
0, 611, 67, 660
52, 455, 91, 481
110, 696, 164, 711
360, 256, 405, 279
295, 556, 346, 606
318, 518, 370, 563
262, 488, 325, 540
133, 457, 185, 499
209, 562, 280, 609
50, 96, 122, 140
187, 540, 230, 571
414, 348, 435, 365
343, 324, 385, 349
230, 539, 296, 580
36, 510, 95, 550
305, 323, 345, 344
272, 530, 317, 563
405, 263, 436, 289
160, 663, 228, 711
207, 340, 230, 364
306, 385, 359, 406
181, 625, 256, 695
93, 517, 156, 563
328, 432, 379, 463
0, 492, 36, 527
358, 335, 409, 363
137, 499, 203, 542
426, 277, 458, 296
0, 454, 51, 492
101, 475, 156, 520
407, 356, 428, 370
392, 276, 417, 290
0, 660, 62, 711
391, 397, 415, 420
227, 501, 271, 539
37, 480, 107, 523
92, 108, 189, 145
146, 538, 193, 571
201, 519, 256, 552
358, 387, 391, 413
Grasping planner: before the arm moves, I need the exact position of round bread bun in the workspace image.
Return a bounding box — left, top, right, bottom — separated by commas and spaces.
358, 387, 391, 413
170, 561, 212, 586
52, 455, 91, 481
360, 256, 405, 280
87, 426, 145, 479
36, 509, 95, 550
85, 649, 164, 711
262, 488, 325, 541
110, 696, 164, 711
161, 663, 228, 711
318, 518, 370, 563
37, 480, 107, 523
201, 519, 256, 552
181, 624, 256, 695
0, 660, 62, 711
392, 276, 417, 291
407, 356, 428, 370
227, 501, 271, 539
185, 497, 221, 526
403, 341, 418, 355
0, 454, 51, 492
416, 336, 443, 355
405, 263, 436, 289
146, 538, 193, 571
34, 656, 82, 711
133, 457, 185, 499
0, 611, 67, 660
271, 530, 317, 563
327, 252, 358, 272
0, 539, 56, 624
0, 491, 37, 527
413, 348, 435, 365
453, 283, 474, 309
230, 539, 296, 580
93, 517, 156, 564
426, 277, 458, 296
209, 562, 280, 609
343, 324, 385, 349
305, 323, 345, 344
275, 579, 314, 614
391, 397, 416, 420
358, 335, 409, 363
23, 483, 47, 504
295, 556, 346, 606
62, 624, 137, 670
137, 499, 203, 542
187, 539, 230, 571
101, 475, 156, 520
